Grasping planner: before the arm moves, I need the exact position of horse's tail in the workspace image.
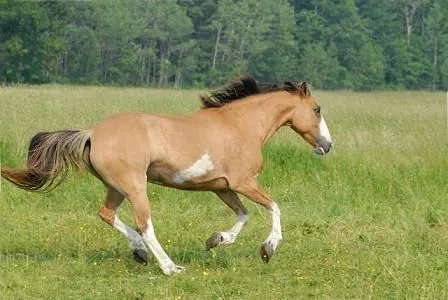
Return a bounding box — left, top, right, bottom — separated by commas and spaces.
1, 130, 92, 192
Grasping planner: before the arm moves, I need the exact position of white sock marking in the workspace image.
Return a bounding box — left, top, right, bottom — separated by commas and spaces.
319, 117, 332, 143
264, 202, 282, 250
113, 216, 146, 250
231, 214, 249, 234
218, 214, 249, 245
142, 218, 183, 275
173, 153, 214, 184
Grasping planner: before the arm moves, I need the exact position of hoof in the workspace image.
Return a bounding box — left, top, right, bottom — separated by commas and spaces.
132, 249, 148, 265
205, 232, 223, 251
162, 264, 185, 276
260, 242, 274, 263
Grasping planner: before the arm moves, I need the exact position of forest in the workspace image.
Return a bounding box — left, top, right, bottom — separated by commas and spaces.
1, 0, 447, 90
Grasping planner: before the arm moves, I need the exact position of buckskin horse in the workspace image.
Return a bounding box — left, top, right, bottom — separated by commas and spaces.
1, 76, 333, 276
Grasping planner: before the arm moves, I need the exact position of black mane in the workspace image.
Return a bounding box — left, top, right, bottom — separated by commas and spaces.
200, 76, 301, 109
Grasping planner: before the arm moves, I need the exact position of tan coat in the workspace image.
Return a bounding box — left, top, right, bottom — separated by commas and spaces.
1, 77, 332, 276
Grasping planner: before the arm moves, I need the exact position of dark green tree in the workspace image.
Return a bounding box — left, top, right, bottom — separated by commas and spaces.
0, 0, 64, 83
1, 0, 447, 89
62, 25, 100, 83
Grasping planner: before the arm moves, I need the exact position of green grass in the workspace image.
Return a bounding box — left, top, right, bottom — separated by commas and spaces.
0, 85, 447, 299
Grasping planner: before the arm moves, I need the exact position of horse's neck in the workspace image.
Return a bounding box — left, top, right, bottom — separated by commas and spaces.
222, 94, 295, 146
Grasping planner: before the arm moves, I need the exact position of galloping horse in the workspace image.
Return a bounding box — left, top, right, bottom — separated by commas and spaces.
1, 76, 333, 276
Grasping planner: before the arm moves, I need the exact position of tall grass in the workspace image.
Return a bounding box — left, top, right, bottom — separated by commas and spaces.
0, 85, 447, 299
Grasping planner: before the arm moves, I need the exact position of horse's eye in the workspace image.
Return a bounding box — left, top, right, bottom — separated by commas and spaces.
313, 107, 321, 114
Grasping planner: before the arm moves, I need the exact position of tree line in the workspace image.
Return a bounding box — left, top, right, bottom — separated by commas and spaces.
1, 0, 447, 90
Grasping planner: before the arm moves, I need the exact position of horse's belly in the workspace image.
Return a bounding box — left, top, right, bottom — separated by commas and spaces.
146, 164, 229, 191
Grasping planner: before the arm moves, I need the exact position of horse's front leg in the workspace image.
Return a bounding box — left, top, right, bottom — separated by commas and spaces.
236, 180, 282, 263
206, 190, 249, 250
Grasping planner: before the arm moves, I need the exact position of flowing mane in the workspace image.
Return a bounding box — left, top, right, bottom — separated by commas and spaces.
200, 76, 302, 109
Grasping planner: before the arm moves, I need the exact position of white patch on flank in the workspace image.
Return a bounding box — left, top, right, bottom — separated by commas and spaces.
113, 216, 146, 251
319, 117, 332, 143
264, 202, 282, 250
173, 153, 214, 184
142, 218, 184, 276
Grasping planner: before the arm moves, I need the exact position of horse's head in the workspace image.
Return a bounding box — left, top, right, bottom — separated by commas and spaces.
288, 82, 333, 155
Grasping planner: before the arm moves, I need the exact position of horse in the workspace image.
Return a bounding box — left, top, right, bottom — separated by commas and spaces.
1, 76, 333, 276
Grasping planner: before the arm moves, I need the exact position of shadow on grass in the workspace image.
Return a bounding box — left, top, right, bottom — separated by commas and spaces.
170, 245, 237, 269
0, 250, 57, 263
83, 248, 124, 262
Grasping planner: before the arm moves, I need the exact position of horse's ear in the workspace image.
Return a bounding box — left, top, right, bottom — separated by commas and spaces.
298, 82, 311, 97
283, 81, 297, 91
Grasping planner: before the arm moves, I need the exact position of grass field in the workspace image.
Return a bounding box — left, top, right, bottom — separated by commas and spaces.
0, 85, 447, 299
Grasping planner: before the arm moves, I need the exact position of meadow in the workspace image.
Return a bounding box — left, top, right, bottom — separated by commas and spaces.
0, 85, 447, 299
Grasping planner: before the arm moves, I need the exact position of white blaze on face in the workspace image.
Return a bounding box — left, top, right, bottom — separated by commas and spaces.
173, 153, 214, 184
319, 116, 332, 143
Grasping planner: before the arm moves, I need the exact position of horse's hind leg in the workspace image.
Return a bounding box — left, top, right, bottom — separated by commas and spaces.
98, 187, 148, 264
206, 190, 249, 250
120, 175, 184, 276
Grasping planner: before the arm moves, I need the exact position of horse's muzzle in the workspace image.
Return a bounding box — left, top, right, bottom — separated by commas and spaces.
314, 136, 333, 155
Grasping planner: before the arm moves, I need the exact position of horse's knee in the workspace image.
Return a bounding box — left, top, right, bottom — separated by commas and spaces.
98, 205, 115, 225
